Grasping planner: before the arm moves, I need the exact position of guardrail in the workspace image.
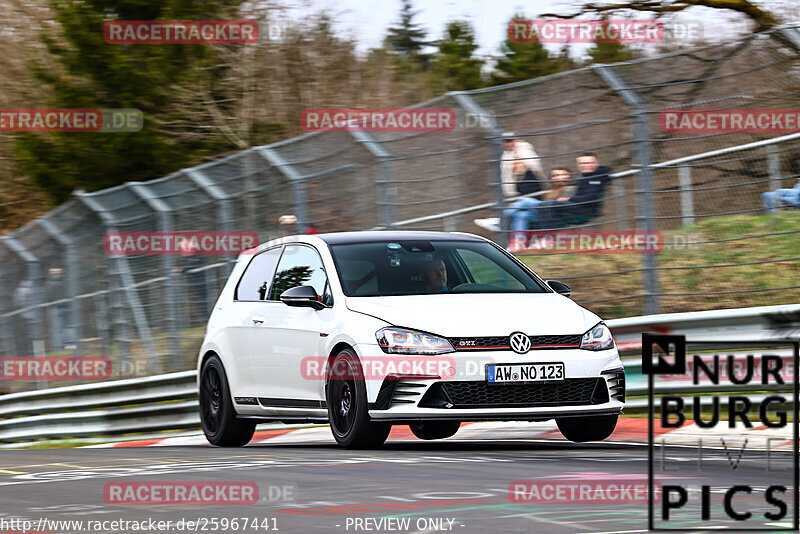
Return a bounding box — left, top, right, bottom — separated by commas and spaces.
0, 371, 198, 442
1, 304, 798, 443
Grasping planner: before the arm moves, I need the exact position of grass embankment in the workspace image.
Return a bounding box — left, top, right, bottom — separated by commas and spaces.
517, 211, 800, 318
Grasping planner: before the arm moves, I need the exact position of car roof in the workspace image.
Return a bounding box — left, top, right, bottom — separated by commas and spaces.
314, 231, 486, 245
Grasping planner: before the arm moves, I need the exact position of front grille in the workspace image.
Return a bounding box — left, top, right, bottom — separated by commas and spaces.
419, 378, 608, 409
449, 334, 582, 351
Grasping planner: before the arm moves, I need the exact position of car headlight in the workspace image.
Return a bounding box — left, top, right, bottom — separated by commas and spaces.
580, 322, 615, 351
376, 327, 455, 355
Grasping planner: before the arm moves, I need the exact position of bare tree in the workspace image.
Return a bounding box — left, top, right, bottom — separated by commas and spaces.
0, 0, 55, 232
542, 0, 781, 32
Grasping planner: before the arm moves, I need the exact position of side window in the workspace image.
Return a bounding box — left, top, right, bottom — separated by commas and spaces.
268, 245, 330, 302
457, 249, 526, 290
235, 247, 282, 301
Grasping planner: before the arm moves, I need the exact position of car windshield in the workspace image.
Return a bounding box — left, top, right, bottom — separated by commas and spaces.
329, 239, 548, 297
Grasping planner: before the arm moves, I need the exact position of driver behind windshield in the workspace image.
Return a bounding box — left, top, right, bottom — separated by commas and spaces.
421, 255, 450, 292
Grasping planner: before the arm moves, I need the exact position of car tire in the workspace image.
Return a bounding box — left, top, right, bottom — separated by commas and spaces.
556, 414, 618, 442
409, 421, 461, 440
326, 349, 391, 449
199, 354, 255, 447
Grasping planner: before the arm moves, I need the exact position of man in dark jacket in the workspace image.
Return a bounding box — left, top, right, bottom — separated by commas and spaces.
569, 152, 612, 223
533, 152, 612, 229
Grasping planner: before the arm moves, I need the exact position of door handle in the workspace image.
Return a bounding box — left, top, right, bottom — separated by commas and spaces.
252, 316, 265, 324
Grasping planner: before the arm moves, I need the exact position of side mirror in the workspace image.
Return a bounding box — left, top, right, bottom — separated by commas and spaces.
546, 280, 571, 297
280, 285, 326, 310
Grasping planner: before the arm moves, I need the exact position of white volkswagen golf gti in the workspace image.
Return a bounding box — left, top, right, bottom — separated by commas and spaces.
197, 231, 625, 448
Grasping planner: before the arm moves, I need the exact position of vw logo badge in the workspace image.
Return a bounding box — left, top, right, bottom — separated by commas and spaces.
509, 332, 531, 354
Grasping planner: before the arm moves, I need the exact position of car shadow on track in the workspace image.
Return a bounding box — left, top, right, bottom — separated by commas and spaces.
243, 439, 644, 452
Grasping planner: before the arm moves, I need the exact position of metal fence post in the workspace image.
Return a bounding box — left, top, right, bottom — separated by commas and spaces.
257, 147, 308, 230
243, 150, 258, 224
95, 291, 111, 358
76, 192, 157, 364
0, 266, 13, 356
128, 183, 182, 371
185, 168, 233, 314
450, 92, 507, 244
351, 131, 394, 228
108, 253, 132, 361
594, 65, 660, 315
1, 236, 46, 388
767, 144, 782, 192
678, 166, 695, 227
38, 219, 82, 354
613, 179, 626, 230
186, 167, 236, 289
778, 25, 800, 52
377, 159, 394, 229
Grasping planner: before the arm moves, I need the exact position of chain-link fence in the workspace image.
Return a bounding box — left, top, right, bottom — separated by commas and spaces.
3, 25, 800, 391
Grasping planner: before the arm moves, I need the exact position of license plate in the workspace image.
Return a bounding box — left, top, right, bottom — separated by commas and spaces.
486, 362, 565, 384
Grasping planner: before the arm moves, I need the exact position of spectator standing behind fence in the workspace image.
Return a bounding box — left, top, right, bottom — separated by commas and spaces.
279, 214, 299, 236
473, 133, 544, 233
762, 180, 800, 213
279, 214, 320, 236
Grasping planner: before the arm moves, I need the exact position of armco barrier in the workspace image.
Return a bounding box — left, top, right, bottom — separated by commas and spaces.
0, 304, 798, 443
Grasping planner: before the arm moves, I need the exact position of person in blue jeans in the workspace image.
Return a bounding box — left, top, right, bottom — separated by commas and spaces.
504, 196, 542, 232
504, 167, 573, 231
762, 182, 800, 213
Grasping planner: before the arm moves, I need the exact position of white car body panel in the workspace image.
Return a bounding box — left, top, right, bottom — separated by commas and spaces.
197, 232, 625, 424
345, 293, 597, 336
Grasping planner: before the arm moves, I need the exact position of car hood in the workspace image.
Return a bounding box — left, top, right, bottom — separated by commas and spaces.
345, 293, 600, 337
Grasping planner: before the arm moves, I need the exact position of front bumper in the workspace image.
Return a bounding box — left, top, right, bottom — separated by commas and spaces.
358, 343, 625, 422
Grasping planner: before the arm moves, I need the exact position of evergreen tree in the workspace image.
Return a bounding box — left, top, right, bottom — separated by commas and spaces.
432, 20, 484, 91
491, 14, 563, 85
385, 0, 429, 66
14, 0, 243, 203
553, 44, 578, 72
586, 20, 639, 64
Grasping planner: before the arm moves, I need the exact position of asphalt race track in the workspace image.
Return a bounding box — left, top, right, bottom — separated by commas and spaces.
0, 432, 795, 534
